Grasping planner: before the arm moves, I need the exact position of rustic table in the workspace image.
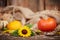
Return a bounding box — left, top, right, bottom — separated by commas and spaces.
0, 34, 60, 40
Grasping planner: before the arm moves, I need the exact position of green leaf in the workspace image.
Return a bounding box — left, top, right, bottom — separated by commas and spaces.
11, 30, 19, 37
26, 24, 33, 28
31, 31, 35, 36
2, 27, 8, 31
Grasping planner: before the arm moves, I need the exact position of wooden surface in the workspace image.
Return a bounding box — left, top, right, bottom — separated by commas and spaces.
0, 0, 60, 12
0, 34, 60, 40
6, 0, 45, 12
11, 0, 40, 12
7, 0, 60, 11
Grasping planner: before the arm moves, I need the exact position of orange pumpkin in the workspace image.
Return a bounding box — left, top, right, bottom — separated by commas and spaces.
38, 17, 57, 32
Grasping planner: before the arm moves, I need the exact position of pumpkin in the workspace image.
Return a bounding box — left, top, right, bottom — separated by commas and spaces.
7, 20, 22, 30
38, 17, 57, 32
0, 21, 8, 30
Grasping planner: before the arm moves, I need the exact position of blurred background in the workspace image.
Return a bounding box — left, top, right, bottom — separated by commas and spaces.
0, 0, 60, 12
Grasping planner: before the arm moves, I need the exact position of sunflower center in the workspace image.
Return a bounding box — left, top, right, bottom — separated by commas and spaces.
22, 29, 27, 34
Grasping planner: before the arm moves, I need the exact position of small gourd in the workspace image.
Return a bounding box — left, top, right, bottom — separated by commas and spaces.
0, 21, 8, 30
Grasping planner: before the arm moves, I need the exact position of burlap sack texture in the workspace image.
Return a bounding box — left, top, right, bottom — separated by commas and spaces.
0, 6, 60, 40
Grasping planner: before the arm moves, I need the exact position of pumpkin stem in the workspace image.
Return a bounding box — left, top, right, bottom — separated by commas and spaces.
40, 16, 49, 20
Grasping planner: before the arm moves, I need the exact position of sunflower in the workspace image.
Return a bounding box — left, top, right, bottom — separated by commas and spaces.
18, 26, 31, 37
